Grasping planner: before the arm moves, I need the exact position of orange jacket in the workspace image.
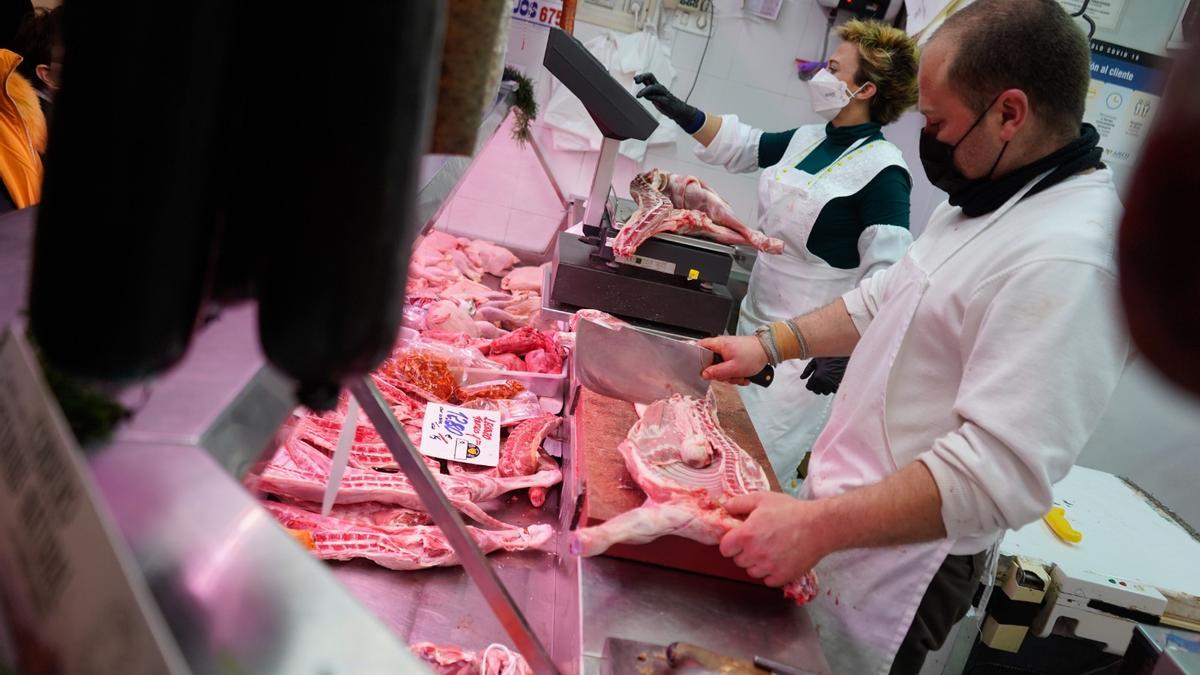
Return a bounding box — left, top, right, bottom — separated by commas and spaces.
0, 48, 45, 208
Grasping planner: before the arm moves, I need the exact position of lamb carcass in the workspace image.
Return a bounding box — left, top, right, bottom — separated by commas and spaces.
411, 642, 532, 675
263, 501, 551, 571
658, 170, 746, 226
570, 392, 818, 604
613, 170, 784, 257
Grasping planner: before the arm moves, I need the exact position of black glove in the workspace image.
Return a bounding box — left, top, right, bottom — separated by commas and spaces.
800, 357, 848, 396
634, 73, 706, 133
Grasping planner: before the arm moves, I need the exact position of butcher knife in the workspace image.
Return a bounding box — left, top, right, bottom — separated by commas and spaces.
575, 317, 773, 405
321, 397, 359, 517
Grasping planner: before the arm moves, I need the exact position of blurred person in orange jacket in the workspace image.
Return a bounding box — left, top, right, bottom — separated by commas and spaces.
0, 44, 45, 214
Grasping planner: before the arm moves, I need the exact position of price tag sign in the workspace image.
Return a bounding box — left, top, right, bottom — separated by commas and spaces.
0, 327, 187, 675
420, 403, 502, 467
511, 0, 563, 28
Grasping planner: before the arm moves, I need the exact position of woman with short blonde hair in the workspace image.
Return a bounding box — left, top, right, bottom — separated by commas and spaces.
635, 20, 919, 493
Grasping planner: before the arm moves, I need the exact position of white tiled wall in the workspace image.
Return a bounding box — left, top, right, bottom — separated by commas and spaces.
533, 1, 946, 232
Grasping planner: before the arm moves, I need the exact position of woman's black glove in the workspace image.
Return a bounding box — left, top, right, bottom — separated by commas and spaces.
800, 357, 848, 396
634, 73, 706, 133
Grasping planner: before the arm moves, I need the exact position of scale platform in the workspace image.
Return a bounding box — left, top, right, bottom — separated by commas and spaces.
549, 231, 735, 337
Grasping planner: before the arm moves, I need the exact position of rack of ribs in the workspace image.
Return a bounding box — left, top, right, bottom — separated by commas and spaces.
570, 392, 818, 604
611, 169, 784, 258
263, 501, 551, 571
253, 437, 561, 530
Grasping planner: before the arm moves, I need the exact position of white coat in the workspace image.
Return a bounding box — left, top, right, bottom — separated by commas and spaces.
694, 115, 912, 493
804, 168, 1132, 673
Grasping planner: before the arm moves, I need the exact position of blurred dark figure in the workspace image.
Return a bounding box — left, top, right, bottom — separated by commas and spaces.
1118, 45, 1200, 397
12, 6, 61, 120
0, 0, 32, 49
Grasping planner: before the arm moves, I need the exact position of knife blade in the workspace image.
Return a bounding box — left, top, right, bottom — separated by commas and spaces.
575, 317, 772, 404
321, 396, 358, 517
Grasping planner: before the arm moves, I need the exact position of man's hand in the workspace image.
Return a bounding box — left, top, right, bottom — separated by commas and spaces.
719, 492, 827, 588
698, 335, 767, 385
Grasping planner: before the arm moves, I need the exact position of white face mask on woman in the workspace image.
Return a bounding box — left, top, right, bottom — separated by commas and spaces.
808, 68, 867, 121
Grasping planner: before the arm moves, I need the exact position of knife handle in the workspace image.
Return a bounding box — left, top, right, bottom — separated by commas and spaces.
712, 355, 774, 388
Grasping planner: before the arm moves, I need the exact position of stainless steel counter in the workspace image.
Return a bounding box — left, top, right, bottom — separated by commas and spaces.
579, 557, 829, 674
89, 441, 424, 674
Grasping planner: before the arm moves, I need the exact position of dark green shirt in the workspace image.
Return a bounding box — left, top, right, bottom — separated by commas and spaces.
757, 122, 911, 269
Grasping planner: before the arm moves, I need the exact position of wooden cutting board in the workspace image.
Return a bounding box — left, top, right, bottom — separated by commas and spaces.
577, 383, 780, 584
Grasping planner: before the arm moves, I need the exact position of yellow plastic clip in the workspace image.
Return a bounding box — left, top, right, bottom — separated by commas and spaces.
1043, 506, 1083, 544
687, 269, 700, 281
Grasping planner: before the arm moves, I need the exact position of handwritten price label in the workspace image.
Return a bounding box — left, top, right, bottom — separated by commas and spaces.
419, 403, 502, 467
512, 0, 562, 28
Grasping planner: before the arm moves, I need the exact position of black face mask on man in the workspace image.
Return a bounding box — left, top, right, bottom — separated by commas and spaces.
919, 93, 1008, 198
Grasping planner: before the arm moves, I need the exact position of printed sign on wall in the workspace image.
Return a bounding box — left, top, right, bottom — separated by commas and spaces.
1085, 39, 1171, 169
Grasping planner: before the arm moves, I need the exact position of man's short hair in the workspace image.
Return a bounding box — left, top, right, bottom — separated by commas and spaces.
932, 0, 1091, 139
12, 7, 61, 92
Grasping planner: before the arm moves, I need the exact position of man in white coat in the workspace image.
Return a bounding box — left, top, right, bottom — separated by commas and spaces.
700, 1, 1132, 673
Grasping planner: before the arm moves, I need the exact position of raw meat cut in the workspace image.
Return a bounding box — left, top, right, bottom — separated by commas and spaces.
277, 499, 434, 527
465, 239, 520, 276
420, 331, 494, 352
658, 170, 749, 231
449, 249, 484, 281
570, 392, 818, 604
254, 437, 561, 530
420, 231, 464, 254
612, 169, 784, 257
263, 501, 551, 571
486, 353, 526, 371
658, 209, 782, 252
476, 306, 524, 329
411, 642, 532, 675
524, 348, 563, 375
486, 327, 565, 374
488, 326, 558, 357
611, 171, 673, 258
441, 279, 510, 305
425, 300, 480, 337
652, 168, 785, 254
569, 308, 626, 331
497, 415, 561, 507
475, 320, 507, 339
500, 265, 545, 293
296, 417, 412, 471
